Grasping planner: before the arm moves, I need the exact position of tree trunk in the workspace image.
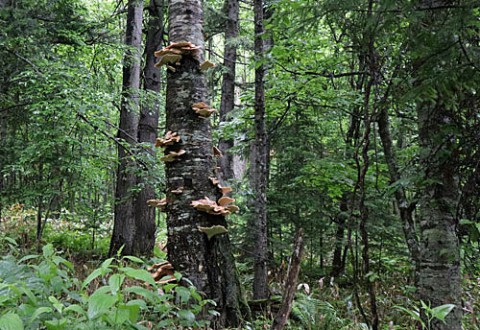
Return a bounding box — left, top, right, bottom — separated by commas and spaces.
252, 0, 269, 300
271, 228, 304, 330
377, 107, 420, 269
163, 0, 247, 326
417, 101, 462, 329
131, 0, 164, 256
218, 0, 239, 183
109, 0, 143, 256
414, 2, 462, 328
330, 196, 348, 278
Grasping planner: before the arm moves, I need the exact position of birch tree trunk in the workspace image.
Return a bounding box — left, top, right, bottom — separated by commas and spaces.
414, 1, 462, 328
109, 0, 143, 256
163, 0, 247, 326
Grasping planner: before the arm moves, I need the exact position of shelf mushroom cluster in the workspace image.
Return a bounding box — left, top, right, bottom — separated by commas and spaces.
154, 41, 201, 69
191, 177, 239, 216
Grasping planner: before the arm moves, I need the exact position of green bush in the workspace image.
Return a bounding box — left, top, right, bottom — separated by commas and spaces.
0, 236, 214, 330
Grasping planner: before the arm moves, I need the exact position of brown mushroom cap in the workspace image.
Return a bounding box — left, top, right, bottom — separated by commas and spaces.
200, 60, 216, 71
191, 196, 239, 216
192, 102, 217, 118
147, 198, 167, 211
160, 149, 186, 162
219, 185, 232, 195
218, 196, 235, 206
154, 42, 202, 68
155, 131, 181, 148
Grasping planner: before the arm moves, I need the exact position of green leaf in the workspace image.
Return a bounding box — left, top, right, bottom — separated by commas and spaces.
28, 307, 52, 325
18, 255, 39, 263
64, 304, 86, 317
0, 313, 24, 330
431, 304, 455, 322
121, 267, 156, 286
122, 256, 144, 264
108, 274, 125, 295
87, 292, 117, 320
48, 296, 64, 314
42, 244, 55, 258
393, 305, 424, 327
44, 318, 67, 330
124, 285, 152, 298
82, 268, 109, 289
101, 258, 115, 270
175, 286, 191, 304
177, 310, 195, 323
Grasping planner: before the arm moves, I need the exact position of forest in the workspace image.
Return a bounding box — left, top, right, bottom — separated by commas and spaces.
0, 0, 479, 329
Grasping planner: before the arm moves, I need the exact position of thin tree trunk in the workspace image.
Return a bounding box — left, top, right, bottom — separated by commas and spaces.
330, 196, 348, 278
252, 0, 269, 300
109, 0, 143, 256
131, 0, 164, 256
271, 228, 304, 330
377, 107, 420, 268
163, 0, 247, 326
0, 107, 5, 222
218, 0, 239, 183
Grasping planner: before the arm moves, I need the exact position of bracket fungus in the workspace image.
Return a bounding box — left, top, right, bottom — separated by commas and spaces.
192, 102, 217, 118
147, 198, 167, 211
209, 176, 233, 196
191, 196, 239, 216
198, 225, 228, 240
160, 149, 186, 162
155, 131, 181, 148
171, 187, 184, 194
200, 60, 216, 71
218, 196, 235, 206
148, 261, 176, 284
154, 42, 201, 68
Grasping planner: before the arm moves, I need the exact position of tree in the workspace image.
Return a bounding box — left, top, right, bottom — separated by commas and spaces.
161, 0, 247, 326
109, 0, 144, 256
218, 0, 240, 183
409, 1, 477, 328
252, 0, 269, 300
131, 0, 165, 255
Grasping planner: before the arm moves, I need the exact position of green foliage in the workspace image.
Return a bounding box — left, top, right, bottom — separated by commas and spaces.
0, 239, 214, 329
394, 301, 456, 330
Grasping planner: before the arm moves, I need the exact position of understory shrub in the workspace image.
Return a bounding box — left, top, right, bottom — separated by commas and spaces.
0, 236, 214, 330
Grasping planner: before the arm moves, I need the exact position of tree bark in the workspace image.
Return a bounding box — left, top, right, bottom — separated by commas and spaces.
252, 0, 269, 300
377, 107, 420, 268
271, 228, 304, 330
417, 101, 462, 329
414, 1, 462, 328
131, 0, 164, 256
164, 0, 247, 326
218, 0, 239, 183
109, 0, 143, 256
